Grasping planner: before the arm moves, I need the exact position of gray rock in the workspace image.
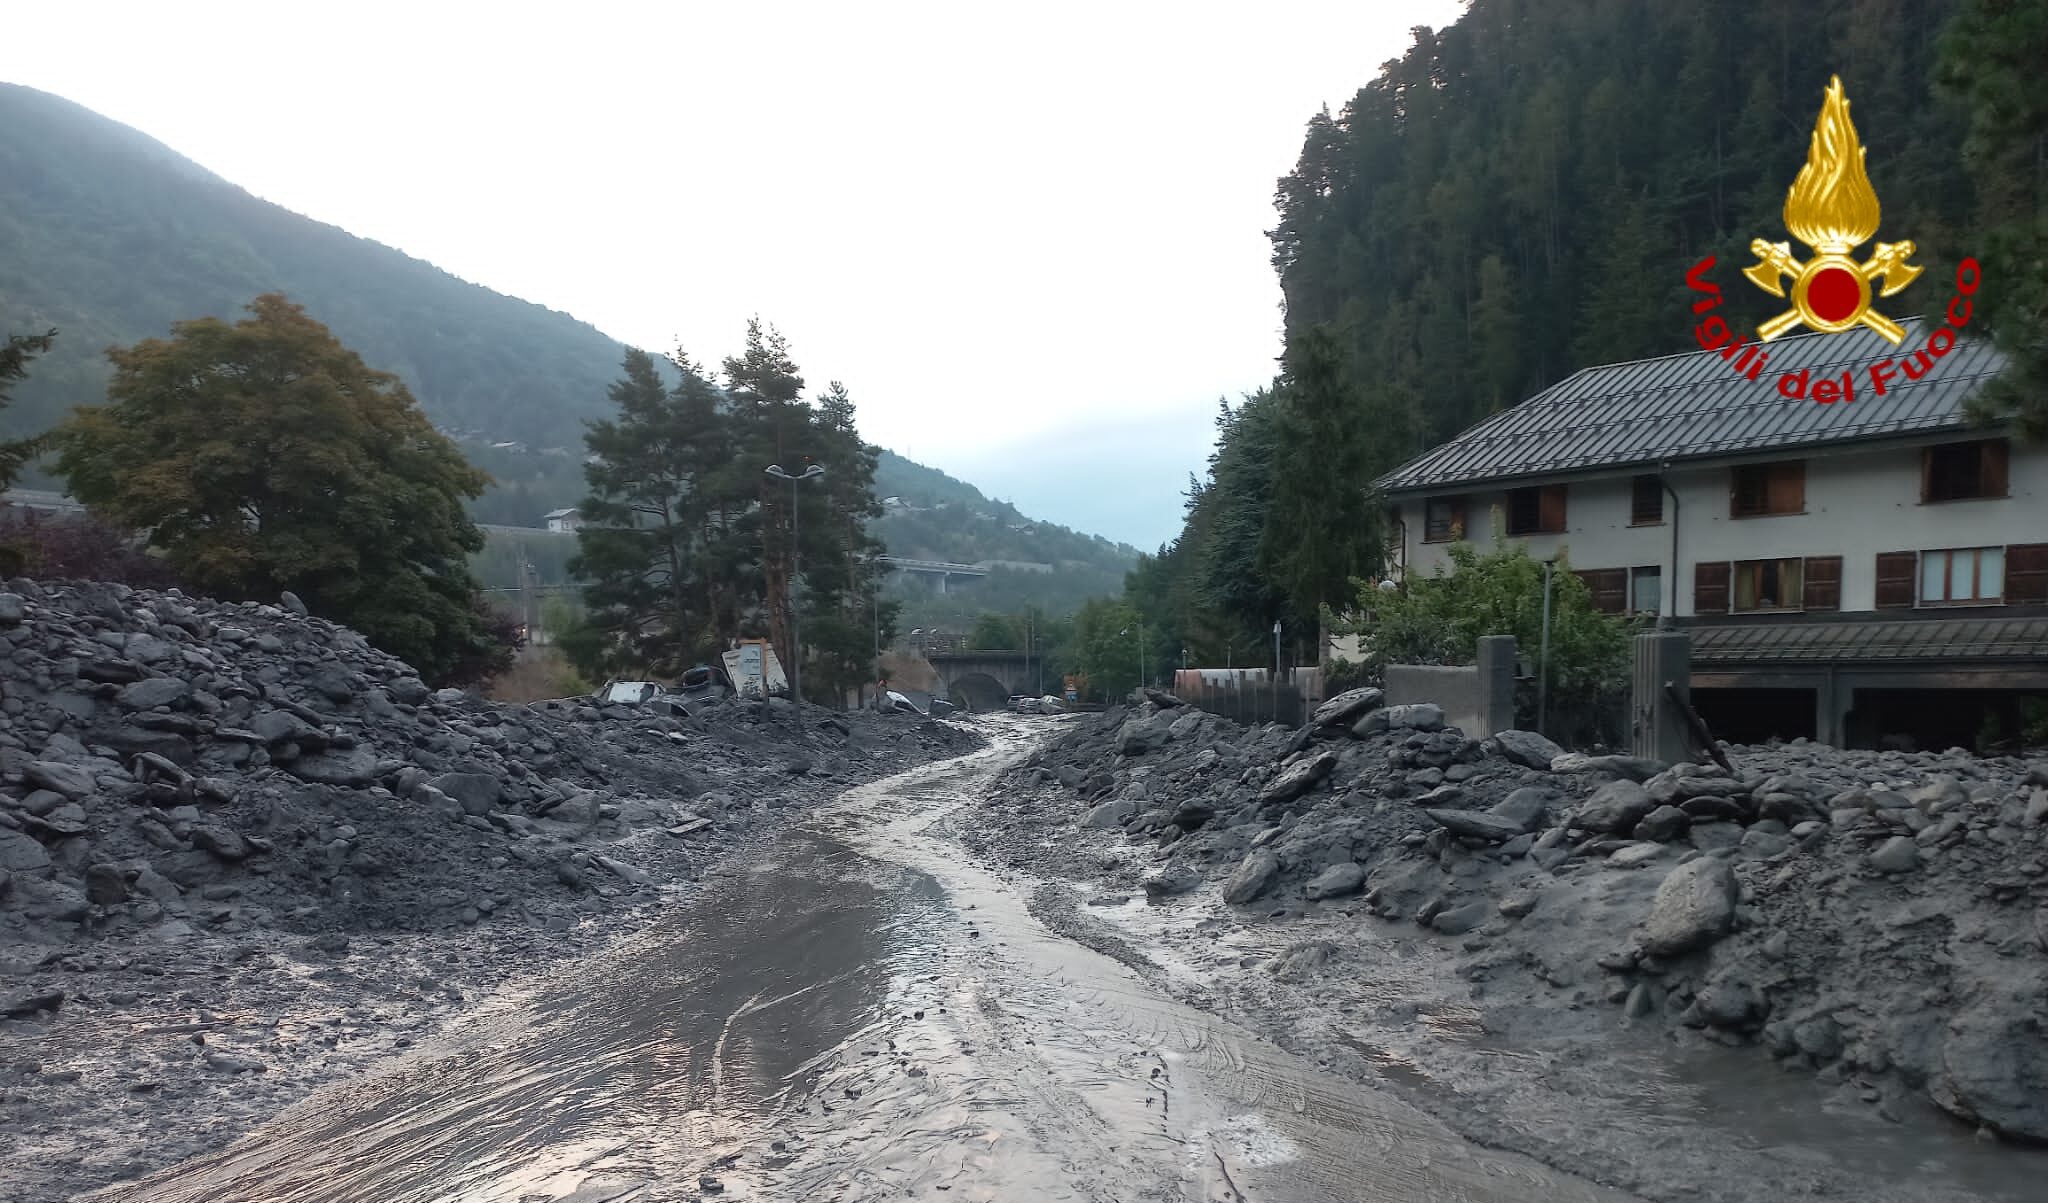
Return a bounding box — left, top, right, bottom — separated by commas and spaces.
0, 592, 23, 624
1171, 799, 1217, 830
546, 792, 603, 829
1794, 1015, 1843, 1060
1868, 836, 1920, 873
1432, 899, 1493, 935
1423, 808, 1525, 842
251, 709, 321, 746
1739, 828, 1793, 860
1256, 751, 1337, 808
1640, 857, 1738, 955
1931, 993, 2048, 1141
83, 864, 129, 905
24, 761, 95, 800
386, 677, 431, 705
1141, 865, 1201, 898
1312, 687, 1384, 728
279, 590, 310, 616
1695, 974, 1765, 1027
1080, 798, 1137, 829
1222, 850, 1280, 904
0, 988, 65, 1018
1576, 779, 1655, 834
1119, 714, 1173, 756
2024, 788, 2048, 828
1633, 804, 1689, 843
1350, 710, 1391, 738
0, 830, 53, 873
430, 772, 503, 817
190, 824, 250, 861
1302, 862, 1366, 900
1552, 753, 1666, 781
1489, 787, 1552, 832
1383, 703, 1445, 732
1493, 729, 1565, 769
1687, 821, 1742, 853
117, 677, 191, 710
285, 747, 380, 788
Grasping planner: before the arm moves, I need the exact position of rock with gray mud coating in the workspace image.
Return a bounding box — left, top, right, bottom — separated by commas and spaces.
1382, 703, 1445, 732
1255, 751, 1336, 808
1431, 899, 1494, 935
1868, 835, 1920, 873
1302, 862, 1366, 900
1312, 687, 1383, 728
1141, 865, 1201, 898
1575, 779, 1656, 834
1639, 856, 1738, 956
1489, 786, 1552, 832
1493, 728, 1564, 769
1221, 850, 1280, 904
1422, 808, 1525, 843
1930, 990, 2048, 1141
1550, 753, 1666, 781
1079, 798, 1136, 829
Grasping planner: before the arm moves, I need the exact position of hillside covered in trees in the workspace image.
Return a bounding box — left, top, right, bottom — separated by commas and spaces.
1116, 0, 2046, 681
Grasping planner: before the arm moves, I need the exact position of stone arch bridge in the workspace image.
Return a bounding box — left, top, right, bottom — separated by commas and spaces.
925, 650, 1050, 711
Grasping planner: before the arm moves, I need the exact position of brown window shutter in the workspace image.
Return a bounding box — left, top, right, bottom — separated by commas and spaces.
1770, 463, 1805, 513
2008, 543, 2048, 604
1450, 497, 1467, 540
1576, 569, 1626, 614
1984, 440, 2010, 498
1874, 551, 1917, 608
1802, 556, 1842, 611
1540, 484, 1567, 532
1920, 447, 1934, 504
1694, 561, 1730, 614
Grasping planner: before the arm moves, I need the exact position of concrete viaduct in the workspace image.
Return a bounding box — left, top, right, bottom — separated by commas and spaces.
926, 650, 1050, 711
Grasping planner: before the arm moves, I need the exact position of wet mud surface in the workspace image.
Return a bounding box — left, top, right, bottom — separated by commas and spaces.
80, 737, 1642, 1203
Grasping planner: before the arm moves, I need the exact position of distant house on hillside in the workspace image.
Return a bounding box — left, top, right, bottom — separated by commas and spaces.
1373, 318, 2048, 751
543, 508, 583, 534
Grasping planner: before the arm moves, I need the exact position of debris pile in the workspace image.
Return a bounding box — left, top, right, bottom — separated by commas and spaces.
994, 686, 2048, 1144
0, 578, 975, 958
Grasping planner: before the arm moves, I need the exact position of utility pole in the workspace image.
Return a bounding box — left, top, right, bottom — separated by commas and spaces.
1539, 559, 1555, 738
765, 462, 825, 730
1272, 619, 1282, 725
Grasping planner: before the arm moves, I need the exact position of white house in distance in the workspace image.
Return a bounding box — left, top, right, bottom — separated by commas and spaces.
543, 508, 583, 534
1375, 318, 2048, 750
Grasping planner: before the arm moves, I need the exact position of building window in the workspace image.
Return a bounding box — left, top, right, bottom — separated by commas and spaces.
1630, 475, 1664, 525
1731, 461, 1805, 517
1630, 566, 1661, 615
1423, 496, 1467, 543
1920, 547, 2005, 604
1922, 440, 2009, 502
1505, 484, 1566, 535
1732, 557, 1804, 611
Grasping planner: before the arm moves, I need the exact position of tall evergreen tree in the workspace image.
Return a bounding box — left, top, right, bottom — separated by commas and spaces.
0, 328, 55, 491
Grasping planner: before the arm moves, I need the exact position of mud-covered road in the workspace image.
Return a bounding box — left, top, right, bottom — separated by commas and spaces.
84, 736, 1640, 1203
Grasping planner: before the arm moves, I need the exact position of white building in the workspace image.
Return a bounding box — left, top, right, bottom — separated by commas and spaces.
543, 508, 583, 534
1376, 319, 2048, 749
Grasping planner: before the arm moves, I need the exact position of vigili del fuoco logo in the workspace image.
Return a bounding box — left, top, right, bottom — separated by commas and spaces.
1684, 76, 1981, 405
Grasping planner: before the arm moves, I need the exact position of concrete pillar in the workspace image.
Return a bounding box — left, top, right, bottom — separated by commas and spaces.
1476, 635, 1516, 735
1632, 631, 1693, 764
1817, 669, 1852, 748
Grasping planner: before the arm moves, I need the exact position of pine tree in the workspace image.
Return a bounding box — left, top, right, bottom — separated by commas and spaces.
0, 328, 56, 491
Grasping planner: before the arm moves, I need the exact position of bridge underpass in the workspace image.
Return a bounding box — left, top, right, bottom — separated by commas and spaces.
925, 650, 1047, 711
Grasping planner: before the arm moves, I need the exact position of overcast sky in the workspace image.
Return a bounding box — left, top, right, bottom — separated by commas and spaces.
5, 0, 1461, 550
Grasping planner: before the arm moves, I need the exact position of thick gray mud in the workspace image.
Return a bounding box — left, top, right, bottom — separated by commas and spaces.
86, 739, 1639, 1203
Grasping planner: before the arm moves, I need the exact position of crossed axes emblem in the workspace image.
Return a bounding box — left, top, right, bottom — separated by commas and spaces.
1742, 238, 1923, 344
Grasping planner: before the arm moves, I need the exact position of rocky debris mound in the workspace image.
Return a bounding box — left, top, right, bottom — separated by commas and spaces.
0, 579, 977, 953
1001, 687, 2048, 1144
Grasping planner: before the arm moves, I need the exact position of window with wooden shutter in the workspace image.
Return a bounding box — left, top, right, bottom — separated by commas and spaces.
1802, 556, 1842, 611
2006, 543, 2048, 604
1732, 558, 1804, 610
1922, 439, 2010, 502
1424, 496, 1467, 543
1732, 461, 1805, 517
1575, 568, 1628, 614
1630, 475, 1664, 525
1694, 561, 1730, 614
1506, 484, 1567, 535
1874, 551, 1917, 608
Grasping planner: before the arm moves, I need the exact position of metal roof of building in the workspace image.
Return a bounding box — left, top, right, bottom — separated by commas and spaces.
1376, 318, 2006, 493
1691, 615, 2048, 665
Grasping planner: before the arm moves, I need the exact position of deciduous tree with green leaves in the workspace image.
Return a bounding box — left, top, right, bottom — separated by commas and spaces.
54, 295, 499, 683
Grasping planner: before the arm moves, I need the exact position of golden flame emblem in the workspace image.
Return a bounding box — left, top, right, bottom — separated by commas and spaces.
1742, 76, 1922, 344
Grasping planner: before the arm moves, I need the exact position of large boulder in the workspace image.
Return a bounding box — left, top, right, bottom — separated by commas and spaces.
117, 677, 192, 710
284, 747, 380, 788
1312, 687, 1384, 728
1256, 751, 1337, 808
430, 772, 504, 817
1303, 862, 1366, 900
0, 830, 53, 874
1118, 713, 1174, 757
1493, 729, 1564, 769
1575, 779, 1656, 834
24, 761, 95, 800
1639, 857, 1738, 956
1383, 703, 1445, 732
1222, 850, 1280, 904
1489, 787, 1553, 832
1930, 990, 2048, 1141
1423, 808, 1526, 843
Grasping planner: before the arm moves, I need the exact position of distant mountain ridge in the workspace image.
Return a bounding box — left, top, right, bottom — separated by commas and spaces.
0, 82, 1138, 593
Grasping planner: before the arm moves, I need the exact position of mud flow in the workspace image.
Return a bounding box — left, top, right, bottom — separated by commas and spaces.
87, 743, 1637, 1203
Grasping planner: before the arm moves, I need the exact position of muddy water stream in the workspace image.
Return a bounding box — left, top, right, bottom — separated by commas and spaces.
88, 743, 1640, 1203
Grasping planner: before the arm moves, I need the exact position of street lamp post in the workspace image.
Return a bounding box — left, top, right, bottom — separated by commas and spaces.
765, 463, 825, 726
1272, 619, 1282, 724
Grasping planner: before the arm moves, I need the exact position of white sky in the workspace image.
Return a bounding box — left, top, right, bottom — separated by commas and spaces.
3, 0, 1462, 550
